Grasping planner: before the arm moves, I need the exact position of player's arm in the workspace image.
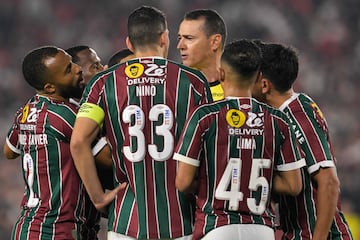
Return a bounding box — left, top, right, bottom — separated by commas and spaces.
273, 168, 302, 196
4, 124, 20, 159
70, 103, 125, 211
94, 144, 112, 167
299, 103, 339, 238
274, 115, 306, 196
3, 141, 19, 159
175, 160, 198, 193
174, 108, 202, 193
93, 137, 112, 167
312, 167, 340, 240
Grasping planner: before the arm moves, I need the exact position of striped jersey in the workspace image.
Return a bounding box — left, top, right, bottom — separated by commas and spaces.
80, 57, 212, 239
173, 97, 306, 240
6, 95, 85, 240
277, 93, 353, 239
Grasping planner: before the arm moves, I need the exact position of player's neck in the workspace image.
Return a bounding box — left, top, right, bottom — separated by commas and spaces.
133, 47, 166, 59
224, 85, 252, 98
268, 89, 294, 109
135, 53, 164, 58
202, 56, 222, 83
202, 66, 221, 83
37, 92, 68, 102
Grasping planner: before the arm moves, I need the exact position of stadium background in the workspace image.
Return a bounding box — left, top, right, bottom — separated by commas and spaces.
1, 0, 359, 238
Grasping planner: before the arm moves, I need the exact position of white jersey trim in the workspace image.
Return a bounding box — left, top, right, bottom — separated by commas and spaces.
6, 137, 20, 154
276, 158, 306, 171
307, 160, 336, 174
92, 136, 108, 156
279, 93, 299, 111
69, 98, 80, 107
173, 153, 199, 167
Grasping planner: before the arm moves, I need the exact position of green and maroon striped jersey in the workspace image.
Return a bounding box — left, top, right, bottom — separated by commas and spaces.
277, 93, 353, 239
80, 57, 212, 239
6, 95, 85, 240
173, 97, 306, 240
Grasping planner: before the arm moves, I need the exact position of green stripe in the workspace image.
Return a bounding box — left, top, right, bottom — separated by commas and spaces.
134, 161, 147, 237
252, 213, 264, 224
303, 169, 316, 232
228, 100, 240, 159
178, 192, 194, 235
42, 136, 60, 235
154, 57, 166, 66
204, 214, 216, 235
153, 83, 165, 152
203, 117, 217, 214
12, 208, 28, 240
330, 212, 354, 239
105, 75, 127, 172
154, 161, 170, 237
229, 213, 240, 224
175, 71, 190, 140
117, 187, 136, 233
128, 85, 140, 154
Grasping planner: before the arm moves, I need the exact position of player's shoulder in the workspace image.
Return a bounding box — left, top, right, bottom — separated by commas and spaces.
88, 66, 116, 87
35, 95, 78, 119
193, 98, 228, 115
253, 99, 289, 120
52, 100, 78, 118
297, 93, 320, 109
287, 92, 314, 108
297, 93, 327, 123
289, 93, 324, 116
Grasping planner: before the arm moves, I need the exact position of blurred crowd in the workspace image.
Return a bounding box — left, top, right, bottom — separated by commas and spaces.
1, 0, 360, 238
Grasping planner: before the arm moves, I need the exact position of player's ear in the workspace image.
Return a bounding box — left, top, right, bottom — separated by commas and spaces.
160, 30, 169, 48
43, 82, 56, 94
254, 71, 268, 94
126, 37, 134, 52
261, 78, 271, 94
219, 67, 225, 83
211, 34, 222, 51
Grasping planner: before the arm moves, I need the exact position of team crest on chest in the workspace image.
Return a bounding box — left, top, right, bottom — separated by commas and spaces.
310, 102, 324, 119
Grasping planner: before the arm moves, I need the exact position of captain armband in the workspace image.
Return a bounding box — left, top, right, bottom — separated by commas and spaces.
77, 103, 105, 127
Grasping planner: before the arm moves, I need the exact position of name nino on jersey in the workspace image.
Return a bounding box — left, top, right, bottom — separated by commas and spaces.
226, 106, 263, 150
19, 105, 48, 146
125, 62, 166, 97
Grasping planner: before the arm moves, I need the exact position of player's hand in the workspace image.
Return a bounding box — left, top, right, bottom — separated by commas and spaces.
94, 182, 127, 212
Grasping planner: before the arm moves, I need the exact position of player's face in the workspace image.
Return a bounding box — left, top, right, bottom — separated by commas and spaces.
177, 19, 214, 70
76, 48, 104, 85
44, 49, 83, 99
